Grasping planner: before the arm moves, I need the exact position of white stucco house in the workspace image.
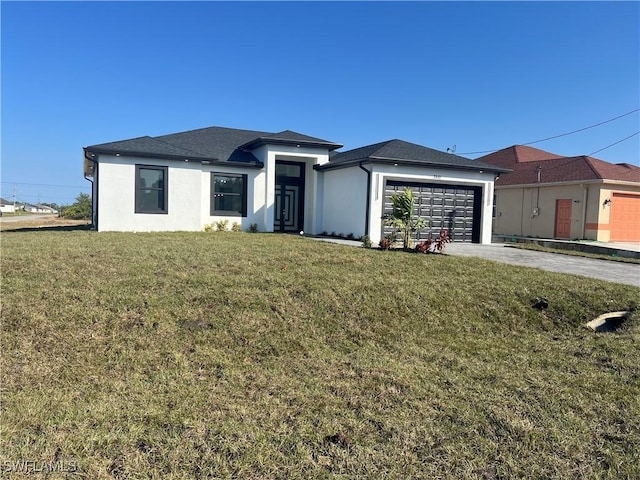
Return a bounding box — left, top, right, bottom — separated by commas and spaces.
83, 126, 507, 244
24, 204, 58, 214
0, 198, 16, 214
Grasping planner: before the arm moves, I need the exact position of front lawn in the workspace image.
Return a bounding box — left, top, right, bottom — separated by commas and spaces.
1, 231, 638, 479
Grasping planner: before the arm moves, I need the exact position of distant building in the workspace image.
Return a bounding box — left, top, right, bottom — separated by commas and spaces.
16, 203, 58, 213
479, 146, 640, 242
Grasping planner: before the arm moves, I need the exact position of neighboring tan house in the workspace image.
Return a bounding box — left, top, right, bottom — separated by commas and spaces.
478, 145, 640, 242
83, 126, 506, 244
0, 197, 15, 214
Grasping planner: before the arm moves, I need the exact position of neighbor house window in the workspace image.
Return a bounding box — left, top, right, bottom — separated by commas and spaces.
211, 173, 247, 216
135, 165, 168, 214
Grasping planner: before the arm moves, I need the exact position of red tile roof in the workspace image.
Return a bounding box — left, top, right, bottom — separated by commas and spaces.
478, 145, 640, 186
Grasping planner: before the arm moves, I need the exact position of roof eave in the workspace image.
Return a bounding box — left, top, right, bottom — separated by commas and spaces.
370, 156, 510, 173
315, 157, 371, 171
84, 147, 263, 168
496, 178, 640, 189
239, 138, 343, 151
317, 156, 510, 173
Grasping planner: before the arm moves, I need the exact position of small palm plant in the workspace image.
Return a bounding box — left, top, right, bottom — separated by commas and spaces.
384, 188, 427, 249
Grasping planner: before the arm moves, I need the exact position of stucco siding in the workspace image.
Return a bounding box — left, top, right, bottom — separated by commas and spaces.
369, 165, 495, 244
589, 184, 640, 241
0, 203, 16, 213
253, 145, 330, 234
92, 147, 498, 241
495, 182, 640, 241
321, 166, 367, 238
94, 145, 332, 233
201, 166, 265, 232
97, 155, 202, 232
495, 185, 585, 238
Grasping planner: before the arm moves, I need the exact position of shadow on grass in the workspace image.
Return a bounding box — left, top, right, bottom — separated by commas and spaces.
1, 224, 93, 234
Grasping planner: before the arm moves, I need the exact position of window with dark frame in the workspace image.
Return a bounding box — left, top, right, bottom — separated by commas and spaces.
211, 173, 247, 216
135, 165, 168, 214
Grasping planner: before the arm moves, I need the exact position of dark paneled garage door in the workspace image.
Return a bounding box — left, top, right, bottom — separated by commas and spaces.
383, 181, 482, 243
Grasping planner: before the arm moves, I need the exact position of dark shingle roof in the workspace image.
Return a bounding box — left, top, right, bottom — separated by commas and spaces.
319, 139, 508, 173
85, 126, 342, 166
238, 130, 343, 151
479, 145, 640, 185
86, 136, 204, 159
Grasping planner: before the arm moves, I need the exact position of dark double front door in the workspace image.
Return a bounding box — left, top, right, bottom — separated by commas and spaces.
274, 161, 305, 233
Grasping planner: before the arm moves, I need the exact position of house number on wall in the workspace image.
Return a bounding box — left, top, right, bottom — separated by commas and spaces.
433, 175, 442, 179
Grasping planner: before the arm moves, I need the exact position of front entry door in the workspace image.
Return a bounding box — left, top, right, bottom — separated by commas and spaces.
274, 161, 305, 232
554, 199, 572, 239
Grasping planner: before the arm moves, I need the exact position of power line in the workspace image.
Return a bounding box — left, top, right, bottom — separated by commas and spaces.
497, 131, 640, 176
0, 182, 88, 188
534, 156, 586, 173
458, 108, 640, 155
588, 130, 640, 157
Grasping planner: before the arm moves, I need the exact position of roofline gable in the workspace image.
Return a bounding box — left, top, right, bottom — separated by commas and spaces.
320, 139, 510, 173
316, 155, 510, 174
238, 134, 343, 151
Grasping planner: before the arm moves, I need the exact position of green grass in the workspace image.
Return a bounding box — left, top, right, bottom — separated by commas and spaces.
1, 231, 639, 479
506, 242, 640, 264
0, 212, 35, 218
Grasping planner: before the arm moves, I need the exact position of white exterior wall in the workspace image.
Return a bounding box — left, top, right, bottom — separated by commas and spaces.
96, 155, 202, 232
368, 165, 496, 244
201, 165, 265, 231
96, 156, 266, 233
94, 145, 332, 233
251, 144, 330, 234
321, 166, 368, 237
91, 168, 98, 227
92, 147, 496, 241
0, 203, 16, 213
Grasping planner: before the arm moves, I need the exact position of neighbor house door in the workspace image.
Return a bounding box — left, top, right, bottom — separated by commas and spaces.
274, 161, 305, 232
554, 199, 572, 239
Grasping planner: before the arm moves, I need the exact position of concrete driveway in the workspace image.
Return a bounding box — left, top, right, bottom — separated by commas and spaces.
310, 236, 639, 287
446, 242, 639, 287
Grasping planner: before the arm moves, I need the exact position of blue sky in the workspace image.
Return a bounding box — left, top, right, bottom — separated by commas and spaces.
2, 1, 639, 205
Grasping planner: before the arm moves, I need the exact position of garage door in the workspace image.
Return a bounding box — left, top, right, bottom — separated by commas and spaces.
610, 193, 640, 242
383, 181, 482, 243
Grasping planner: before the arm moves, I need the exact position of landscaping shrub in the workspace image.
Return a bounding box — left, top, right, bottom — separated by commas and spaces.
416, 229, 451, 254
384, 188, 427, 249
215, 220, 229, 231
59, 193, 91, 220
